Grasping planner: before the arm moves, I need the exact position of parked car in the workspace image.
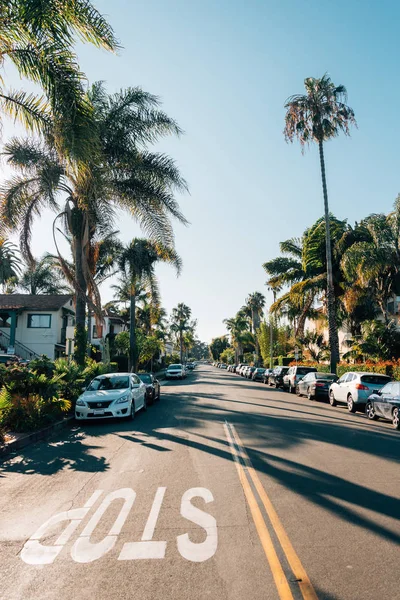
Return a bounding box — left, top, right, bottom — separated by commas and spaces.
268, 366, 289, 388
166, 364, 186, 380
365, 381, 400, 429
220, 364, 228, 369
262, 368, 274, 383
329, 372, 392, 412
75, 373, 146, 420
138, 372, 161, 404
235, 363, 246, 374
246, 366, 256, 379
252, 368, 266, 382
283, 366, 318, 393
186, 362, 195, 370
241, 366, 251, 377
296, 372, 338, 400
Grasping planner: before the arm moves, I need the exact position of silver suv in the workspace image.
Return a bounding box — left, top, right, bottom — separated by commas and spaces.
283, 366, 317, 394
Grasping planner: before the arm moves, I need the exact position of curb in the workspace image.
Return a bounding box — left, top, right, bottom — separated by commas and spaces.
0, 416, 75, 458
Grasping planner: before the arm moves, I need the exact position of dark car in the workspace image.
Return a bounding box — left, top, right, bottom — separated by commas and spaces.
296, 372, 338, 400
138, 373, 160, 404
366, 381, 400, 429
252, 368, 266, 382
268, 366, 289, 388
186, 363, 195, 370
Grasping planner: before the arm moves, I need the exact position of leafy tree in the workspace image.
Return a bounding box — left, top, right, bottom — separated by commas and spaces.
1, 83, 187, 364
209, 336, 229, 361
118, 239, 181, 371
219, 348, 235, 364
170, 303, 192, 364
0, 0, 118, 158
284, 74, 357, 373
224, 313, 254, 363
18, 255, 69, 294
343, 320, 400, 361
296, 330, 328, 363
245, 292, 265, 365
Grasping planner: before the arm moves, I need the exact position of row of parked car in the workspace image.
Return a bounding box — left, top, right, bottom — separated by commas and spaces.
213, 362, 400, 429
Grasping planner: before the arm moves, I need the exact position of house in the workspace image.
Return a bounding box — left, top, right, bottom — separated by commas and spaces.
88, 310, 126, 359
0, 294, 75, 360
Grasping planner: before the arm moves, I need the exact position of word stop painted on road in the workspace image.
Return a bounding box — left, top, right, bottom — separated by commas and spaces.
21, 487, 217, 565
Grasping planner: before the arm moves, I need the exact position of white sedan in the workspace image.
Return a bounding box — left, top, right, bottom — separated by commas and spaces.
165, 364, 186, 380
75, 373, 147, 420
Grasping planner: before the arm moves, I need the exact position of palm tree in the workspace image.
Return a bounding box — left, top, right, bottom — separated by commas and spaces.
1, 0, 118, 158
18, 255, 69, 294
0, 238, 21, 291
170, 303, 192, 364
284, 74, 357, 373
224, 313, 253, 364
1, 83, 187, 364
245, 292, 265, 365
118, 239, 182, 371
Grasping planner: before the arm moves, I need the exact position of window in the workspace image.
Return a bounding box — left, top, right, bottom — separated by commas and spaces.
92, 325, 103, 339
380, 382, 394, 396
28, 314, 51, 328
302, 374, 311, 382
87, 376, 130, 391
361, 375, 391, 385
296, 367, 315, 375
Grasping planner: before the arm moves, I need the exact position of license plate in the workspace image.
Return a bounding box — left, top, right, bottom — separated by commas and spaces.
93, 409, 105, 415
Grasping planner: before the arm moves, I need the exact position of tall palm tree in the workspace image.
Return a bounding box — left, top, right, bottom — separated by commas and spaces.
170, 303, 192, 364
0, 0, 118, 158
0, 238, 21, 291
18, 255, 69, 294
118, 239, 182, 371
284, 74, 357, 373
245, 292, 265, 365
224, 313, 252, 364
1, 83, 187, 364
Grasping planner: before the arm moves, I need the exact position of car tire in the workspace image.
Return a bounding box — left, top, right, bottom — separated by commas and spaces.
142, 396, 147, 411
365, 401, 378, 420
129, 400, 136, 420
296, 385, 301, 396
307, 388, 314, 401
329, 391, 337, 406
392, 407, 400, 430
289, 383, 295, 394
347, 394, 356, 413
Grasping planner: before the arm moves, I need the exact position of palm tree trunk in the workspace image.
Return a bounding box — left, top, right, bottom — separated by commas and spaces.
179, 330, 183, 363
294, 293, 314, 338
319, 140, 340, 373
129, 288, 137, 372
73, 234, 87, 366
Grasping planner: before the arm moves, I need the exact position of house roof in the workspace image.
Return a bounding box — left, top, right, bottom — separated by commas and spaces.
0, 294, 74, 312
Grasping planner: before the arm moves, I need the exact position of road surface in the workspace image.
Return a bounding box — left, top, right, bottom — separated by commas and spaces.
0, 365, 399, 600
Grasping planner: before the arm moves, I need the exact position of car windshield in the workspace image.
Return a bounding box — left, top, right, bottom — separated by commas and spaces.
139, 374, 152, 384
87, 376, 130, 391
316, 373, 337, 380
361, 375, 391, 384
256, 368, 265, 372
168, 364, 182, 370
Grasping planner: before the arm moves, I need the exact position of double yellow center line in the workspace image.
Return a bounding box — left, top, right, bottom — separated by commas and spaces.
224, 421, 318, 600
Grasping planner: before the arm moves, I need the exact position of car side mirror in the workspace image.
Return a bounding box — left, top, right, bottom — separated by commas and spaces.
81, 386, 86, 392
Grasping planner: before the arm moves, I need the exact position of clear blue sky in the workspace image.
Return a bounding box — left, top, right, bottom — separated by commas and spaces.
3, 0, 400, 342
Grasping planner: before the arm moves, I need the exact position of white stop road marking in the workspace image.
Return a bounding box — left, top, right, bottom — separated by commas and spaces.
21, 487, 217, 565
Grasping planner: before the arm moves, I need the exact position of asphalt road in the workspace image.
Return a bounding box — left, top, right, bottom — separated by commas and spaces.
0, 365, 399, 600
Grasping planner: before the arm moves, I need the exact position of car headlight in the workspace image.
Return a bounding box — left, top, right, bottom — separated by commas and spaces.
116, 393, 130, 404
76, 397, 86, 406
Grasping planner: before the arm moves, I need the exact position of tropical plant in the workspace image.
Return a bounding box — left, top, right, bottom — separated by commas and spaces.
1, 83, 187, 365
0, 238, 21, 291
245, 292, 265, 365
0, 0, 118, 158
219, 347, 235, 364
118, 239, 182, 370
343, 320, 400, 362
209, 336, 229, 361
17, 255, 69, 294
224, 313, 254, 364
284, 74, 357, 373
170, 303, 192, 364
296, 330, 328, 363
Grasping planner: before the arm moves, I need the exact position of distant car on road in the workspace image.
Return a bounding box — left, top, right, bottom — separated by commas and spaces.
296, 372, 338, 400
329, 372, 392, 412
166, 364, 186, 380
268, 366, 289, 388
138, 373, 161, 404
220, 363, 228, 369
366, 381, 400, 429
252, 368, 266, 382
246, 367, 256, 379
186, 363, 195, 370
239, 365, 249, 377
283, 366, 318, 394
75, 373, 147, 420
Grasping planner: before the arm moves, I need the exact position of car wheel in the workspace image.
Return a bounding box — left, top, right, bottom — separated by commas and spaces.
347, 394, 356, 413
392, 407, 400, 430
142, 395, 148, 411
365, 401, 378, 420
296, 385, 301, 396
329, 391, 337, 406
307, 388, 314, 401
129, 400, 136, 420
289, 384, 295, 394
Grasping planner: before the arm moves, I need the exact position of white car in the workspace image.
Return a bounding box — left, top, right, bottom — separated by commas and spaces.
166, 363, 186, 380
75, 373, 147, 420
329, 372, 392, 412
